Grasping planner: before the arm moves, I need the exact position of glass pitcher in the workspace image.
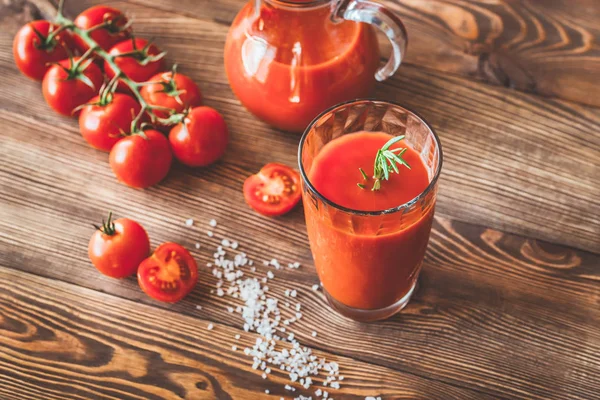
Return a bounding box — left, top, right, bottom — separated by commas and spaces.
224, 0, 408, 132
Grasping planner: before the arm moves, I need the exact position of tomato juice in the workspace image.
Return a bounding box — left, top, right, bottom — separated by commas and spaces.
224, 2, 380, 132
301, 128, 439, 319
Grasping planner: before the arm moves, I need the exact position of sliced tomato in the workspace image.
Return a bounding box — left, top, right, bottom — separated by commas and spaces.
137, 243, 198, 303
243, 163, 301, 217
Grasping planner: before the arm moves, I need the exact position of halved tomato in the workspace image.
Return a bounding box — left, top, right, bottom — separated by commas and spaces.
243, 163, 301, 217
137, 242, 198, 303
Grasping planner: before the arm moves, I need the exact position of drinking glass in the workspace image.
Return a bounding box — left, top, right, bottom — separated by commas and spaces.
298, 99, 443, 321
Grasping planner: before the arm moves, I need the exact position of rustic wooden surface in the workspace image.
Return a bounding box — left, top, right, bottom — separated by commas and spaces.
1, 0, 599, 399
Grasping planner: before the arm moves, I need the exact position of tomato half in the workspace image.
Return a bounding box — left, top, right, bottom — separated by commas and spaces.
168, 106, 228, 167
243, 163, 301, 217
74, 6, 131, 53
140, 70, 202, 125
79, 93, 141, 151
13, 20, 75, 80
88, 213, 150, 278
109, 129, 172, 188
105, 38, 166, 92
138, 242, 198, 303
42, 57, 104, 116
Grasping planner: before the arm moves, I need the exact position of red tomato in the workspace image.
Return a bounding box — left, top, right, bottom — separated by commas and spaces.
42, 57, 104, 116
74, 6, 131, 53
168, 107, 228, 167
88, 212, 150, 278
243, 163, 302, 217
140, 70, 202, 123
109, 129, 172, 188
13, 20, 74, 80
137, 242, 198, 303
79, 93, 141, 151
105, 38, 166, 92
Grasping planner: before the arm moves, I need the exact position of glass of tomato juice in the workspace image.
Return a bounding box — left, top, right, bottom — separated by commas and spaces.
298, 99, 443, 321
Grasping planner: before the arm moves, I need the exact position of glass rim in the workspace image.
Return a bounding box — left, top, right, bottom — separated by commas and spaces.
298, 98, 444, 216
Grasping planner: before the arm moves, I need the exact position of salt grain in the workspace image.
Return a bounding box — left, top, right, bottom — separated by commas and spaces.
185, 218, 194, 226
207, 231, 214, 237
207, 323, 214, 330
312, 331, 317, 337
209, 219, 217, 227
312, 284, 319, 291
232, 345, 237, 351
267, 271, 275, 279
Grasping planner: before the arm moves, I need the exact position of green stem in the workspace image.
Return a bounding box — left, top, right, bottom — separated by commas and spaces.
55, 13, 156, 132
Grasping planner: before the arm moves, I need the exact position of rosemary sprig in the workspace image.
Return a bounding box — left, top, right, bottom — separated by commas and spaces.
358, 135, 411, 191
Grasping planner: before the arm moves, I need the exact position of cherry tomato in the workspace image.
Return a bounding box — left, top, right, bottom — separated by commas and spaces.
74, 6, 131, 53
88, 212, 150, 278
137, 242, 198, 303
169, 107, 228, 167
105, 38, 166, 92
79, 93, 141, 151
42, 57, 104, 116
243, 163, 301, 217
109, 129, 172, 188
140, 70, 202, 124
13, 20, 75, 80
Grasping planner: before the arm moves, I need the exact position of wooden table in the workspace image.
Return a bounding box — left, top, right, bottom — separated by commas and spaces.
1, 0, 599, 399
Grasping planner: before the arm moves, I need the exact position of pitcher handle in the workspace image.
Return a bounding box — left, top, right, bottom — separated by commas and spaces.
333, 0, 408, 81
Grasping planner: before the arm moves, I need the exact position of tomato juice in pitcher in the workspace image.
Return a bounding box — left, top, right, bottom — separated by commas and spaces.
224, 0, 407, 132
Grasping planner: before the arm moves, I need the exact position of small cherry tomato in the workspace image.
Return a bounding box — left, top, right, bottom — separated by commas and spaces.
74, 6, 131, 53
137, 242, 198, 303
42, 57, 104, 116
13, 20, 75, 80
169, 106, 228, 167
88, 212, 150, 278
109, 129, 172, 188
243, 163, 301, 217
140, 69, 202, 125
79, 93, 141, 151
105, 38, 166, 92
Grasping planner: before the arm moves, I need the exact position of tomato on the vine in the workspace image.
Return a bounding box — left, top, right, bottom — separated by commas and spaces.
79, 93, 142, 151
105, 38, 166, 91
137, 242, 198, 303
42, 57, 104, 116
140, 69, 202, 124
109, 129, 172, 188
74, 6, 131, 53
169, 106, 228, 167
88, 212, 150, 278
243, 163, 302, 217
13, 20, 75, 80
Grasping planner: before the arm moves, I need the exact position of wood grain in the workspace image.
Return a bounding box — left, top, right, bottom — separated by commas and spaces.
0, 266, 495, 400
1, 0, 599, 399
66, 0, 600, 107
1, 0, 599, 252
1, 149, 598, 400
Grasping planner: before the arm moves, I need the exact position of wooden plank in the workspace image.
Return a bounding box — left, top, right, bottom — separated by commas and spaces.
0, 266, 494, 400
0, 144, 598, 400
1, 4, 599, 252
59, 0, 600, 107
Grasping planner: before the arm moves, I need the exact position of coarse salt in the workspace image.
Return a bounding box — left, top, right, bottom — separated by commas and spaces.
209, 219, 217, 227
207, 323, 214, 330
185, 218, 194, 226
